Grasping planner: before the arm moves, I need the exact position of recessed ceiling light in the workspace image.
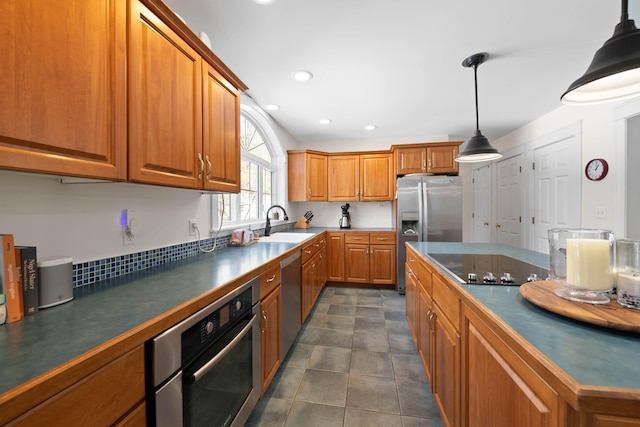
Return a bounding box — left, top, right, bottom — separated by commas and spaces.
319, 119, 332, 124
365, 125, 376, 131
253, 0, 275, 4
264, 104, 280, 111
292, 70, 313, 82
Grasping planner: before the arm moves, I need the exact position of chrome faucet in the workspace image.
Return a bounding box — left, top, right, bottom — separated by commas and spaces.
264, 205, 288, 236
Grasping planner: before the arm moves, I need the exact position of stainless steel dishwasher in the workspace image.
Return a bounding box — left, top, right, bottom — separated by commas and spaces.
280, 250, 301, 357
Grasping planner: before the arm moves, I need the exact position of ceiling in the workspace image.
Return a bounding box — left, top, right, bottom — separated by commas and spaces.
163, 0, 625, 147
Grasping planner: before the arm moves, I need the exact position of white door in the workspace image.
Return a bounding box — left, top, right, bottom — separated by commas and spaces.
473, 165, 492, 243
496, 154, 524, 247
533, 135, 581, 253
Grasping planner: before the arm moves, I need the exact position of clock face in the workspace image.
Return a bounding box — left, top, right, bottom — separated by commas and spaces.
585, 158, 608, 181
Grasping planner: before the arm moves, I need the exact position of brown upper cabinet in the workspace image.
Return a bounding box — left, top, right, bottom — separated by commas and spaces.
0, 0, 245, 191
128, 0, 241, 191
394, 142, 462, 176
328, 153, 394, 202
288, 151, 328, 201
0, 0, 127, 180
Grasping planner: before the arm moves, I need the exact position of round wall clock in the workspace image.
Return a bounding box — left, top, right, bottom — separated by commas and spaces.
585, 158, 608, 181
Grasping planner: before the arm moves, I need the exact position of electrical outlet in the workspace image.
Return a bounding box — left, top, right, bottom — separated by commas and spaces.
189, 219, 198, 236
122, 209, 137, 246
595, 207, 607, 219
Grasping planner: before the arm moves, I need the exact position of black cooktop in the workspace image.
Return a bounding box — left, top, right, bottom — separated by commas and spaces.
428, 253, 549, 286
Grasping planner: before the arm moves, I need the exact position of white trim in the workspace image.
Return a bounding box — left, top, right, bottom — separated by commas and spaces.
613, 98, 640, 237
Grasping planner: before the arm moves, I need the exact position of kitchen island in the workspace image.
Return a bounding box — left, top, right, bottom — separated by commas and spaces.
407, 242, 640, 427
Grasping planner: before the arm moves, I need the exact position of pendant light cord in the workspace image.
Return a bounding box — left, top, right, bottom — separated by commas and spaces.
473, 64, 480, 133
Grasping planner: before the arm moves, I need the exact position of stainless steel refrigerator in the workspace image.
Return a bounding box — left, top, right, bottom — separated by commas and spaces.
396, 174, 462, 293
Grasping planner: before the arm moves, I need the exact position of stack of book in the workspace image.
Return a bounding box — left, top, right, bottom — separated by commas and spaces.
0, 234, 39, 325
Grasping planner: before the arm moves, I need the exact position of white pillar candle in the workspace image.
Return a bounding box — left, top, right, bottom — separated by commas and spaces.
617, 272, 640, 309
566, 238, 612, 291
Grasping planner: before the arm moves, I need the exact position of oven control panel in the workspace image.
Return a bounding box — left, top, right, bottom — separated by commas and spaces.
181, 287, 253, 362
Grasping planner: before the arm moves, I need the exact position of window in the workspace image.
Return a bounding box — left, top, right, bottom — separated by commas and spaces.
217, 114, 274, 226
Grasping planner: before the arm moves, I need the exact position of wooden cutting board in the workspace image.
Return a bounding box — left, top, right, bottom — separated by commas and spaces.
520, 280, 640, 333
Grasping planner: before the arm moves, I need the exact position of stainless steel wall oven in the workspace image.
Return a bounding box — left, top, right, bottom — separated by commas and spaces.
147, 277, 260, 427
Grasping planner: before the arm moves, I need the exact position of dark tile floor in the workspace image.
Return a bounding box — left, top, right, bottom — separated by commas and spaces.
247, 286, 444, 426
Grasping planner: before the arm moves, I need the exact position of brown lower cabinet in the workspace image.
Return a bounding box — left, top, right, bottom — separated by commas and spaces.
301, 235, 327, 323
405, 244, 640, 427
260, 262, 282, 396
6, 346, 146, 427
338, 231, 396, 286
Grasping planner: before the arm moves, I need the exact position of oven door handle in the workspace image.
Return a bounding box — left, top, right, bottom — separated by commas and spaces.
184, 314, 257, 384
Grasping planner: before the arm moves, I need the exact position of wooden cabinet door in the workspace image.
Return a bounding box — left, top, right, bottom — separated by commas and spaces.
360, 153, 394, 201
418, 286, 434, 386
327, 233, 345, 281
307, 153, 328, 201
463, 308, 558, 427
301, 260, 314, 322
405, 265, 418, 343
433, 306, 460, 427
328, 155, 360, 201
0, 0, 126, 180
129, 0, 203, 188
427, 145, 459, 175
369, 244, 396, 284
202, 62, 240, 192
345, 244, 369, 283
261, 286, 281, 395
396, 147, 426, 175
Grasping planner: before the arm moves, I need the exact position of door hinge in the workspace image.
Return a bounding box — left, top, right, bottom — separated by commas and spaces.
519, 216, 522, 223
532, 162, 536, 170
472, 178, 475, 184
519, 166, 522, 173
532, 217, 535, 224
472, 212, 475, 218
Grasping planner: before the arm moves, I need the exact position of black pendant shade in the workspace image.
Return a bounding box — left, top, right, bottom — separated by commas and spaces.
562, 0, 640, 104
455, 53, 503, 163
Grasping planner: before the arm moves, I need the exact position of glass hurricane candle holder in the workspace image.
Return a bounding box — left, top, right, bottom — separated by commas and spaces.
616, 239, 640, 310
548, 228, 614, 304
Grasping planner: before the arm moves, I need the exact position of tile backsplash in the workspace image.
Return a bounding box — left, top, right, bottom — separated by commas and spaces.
71, 223, 291, 288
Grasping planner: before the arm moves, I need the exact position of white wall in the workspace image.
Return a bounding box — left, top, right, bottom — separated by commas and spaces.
457, 100, 632, 243
0, 171, 211, 263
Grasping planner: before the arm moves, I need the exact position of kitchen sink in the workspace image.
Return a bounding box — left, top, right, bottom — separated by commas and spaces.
258, 232, 316, 243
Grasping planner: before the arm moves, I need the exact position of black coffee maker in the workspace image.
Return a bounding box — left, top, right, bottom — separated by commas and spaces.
339, 203, 351, 229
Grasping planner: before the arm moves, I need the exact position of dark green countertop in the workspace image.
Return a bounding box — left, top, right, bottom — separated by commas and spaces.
0, 240, 303, 396
0, 226, 395, 398
410, 242, 640, 390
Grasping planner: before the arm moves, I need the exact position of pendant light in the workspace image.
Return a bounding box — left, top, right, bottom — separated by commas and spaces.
561, 0, 640, 104
455, 53, 503, 163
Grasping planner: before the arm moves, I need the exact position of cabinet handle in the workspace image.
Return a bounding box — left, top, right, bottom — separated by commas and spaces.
483, 222, 489, 226
308, 188, 311, 198
422, 158, 426, 171
377, 237, 388, 241
198, 153, 205, 180
495, 223, 502, 228
267, 275, 276, 283
428, 159, 432, 169
205, 155, 212, 181
262, 311, 268, 331
428, 311, 436, 332
408, 257, 415, 262
304, 249, 312, 254
352, 237, 363, 240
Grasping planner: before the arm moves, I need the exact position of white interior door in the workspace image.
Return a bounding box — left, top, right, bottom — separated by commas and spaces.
472, 165, 492, 243
496, 154, 524, 247
532, 134, 581, 253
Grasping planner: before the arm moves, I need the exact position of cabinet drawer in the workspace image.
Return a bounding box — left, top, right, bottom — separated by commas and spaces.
9, 346, 145, 427
345, 233, 370, 244
302, 237, 323, 264
260, 263, 281, 299
369, 233, 394, 245
433, 273, 460, 331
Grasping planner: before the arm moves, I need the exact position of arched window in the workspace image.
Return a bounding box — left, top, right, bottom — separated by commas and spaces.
217, 113, 275, 225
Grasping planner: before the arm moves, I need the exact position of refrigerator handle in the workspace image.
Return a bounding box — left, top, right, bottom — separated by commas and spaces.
420, 180, 428, 241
